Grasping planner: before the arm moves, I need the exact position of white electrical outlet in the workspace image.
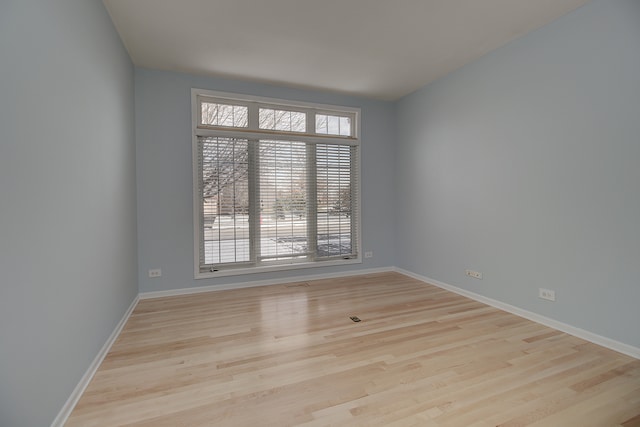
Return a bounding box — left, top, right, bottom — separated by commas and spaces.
364, 251, 373, 258
465, 269, 482, 280
148, 269, 162, 278
538, 288, 556, 301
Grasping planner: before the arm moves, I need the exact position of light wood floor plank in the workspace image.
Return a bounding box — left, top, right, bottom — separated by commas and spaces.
66, 272, 640, 426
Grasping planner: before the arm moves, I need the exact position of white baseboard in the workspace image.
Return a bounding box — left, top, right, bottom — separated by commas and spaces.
139, 266, 395, 300
50, 295, 140, 427
394, 267, 640, 360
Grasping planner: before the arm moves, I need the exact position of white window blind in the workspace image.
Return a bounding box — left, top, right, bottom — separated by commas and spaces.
199, 137, 250, 266
316, 144, 355, 257
193, 90, 360, 277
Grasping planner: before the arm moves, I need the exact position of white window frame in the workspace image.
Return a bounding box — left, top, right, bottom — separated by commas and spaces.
192, 88, 362, 279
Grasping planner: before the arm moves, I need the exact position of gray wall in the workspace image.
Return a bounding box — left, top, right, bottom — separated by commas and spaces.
396, 0, 640, 348
135, 69, 396, 293
0, 1, 138, 426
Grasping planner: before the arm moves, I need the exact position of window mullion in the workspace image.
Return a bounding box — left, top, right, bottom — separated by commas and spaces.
248, 103, 259, 131
248, 139, 260, 265
198, 138, 206, 270
350, 145, 358, 256
306, 110, 314, 135
306, 143, 317, 261
248, 104, 261, 266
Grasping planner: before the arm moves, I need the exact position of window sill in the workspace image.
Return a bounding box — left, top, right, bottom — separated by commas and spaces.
195, 257, 362, 279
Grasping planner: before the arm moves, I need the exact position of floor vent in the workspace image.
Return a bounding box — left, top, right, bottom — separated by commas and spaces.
284, 282, 310, 288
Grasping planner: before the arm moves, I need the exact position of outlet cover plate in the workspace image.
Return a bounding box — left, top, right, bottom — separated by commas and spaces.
465, 269, 483, 280
538, 288, 556, 301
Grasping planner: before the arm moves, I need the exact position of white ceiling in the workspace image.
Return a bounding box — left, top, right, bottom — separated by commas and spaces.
103, 0, 590, 101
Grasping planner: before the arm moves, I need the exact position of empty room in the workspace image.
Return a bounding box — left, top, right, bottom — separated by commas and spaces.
1, 0, 639, 426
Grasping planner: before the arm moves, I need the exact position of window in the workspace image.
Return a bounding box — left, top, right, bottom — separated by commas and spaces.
200, 102, 248, 128
193, 89, 360, 277
259, 108, 306, 132
315, 113, 352, 136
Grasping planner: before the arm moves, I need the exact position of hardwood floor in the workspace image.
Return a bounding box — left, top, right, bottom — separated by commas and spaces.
66, 272, 640, 426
